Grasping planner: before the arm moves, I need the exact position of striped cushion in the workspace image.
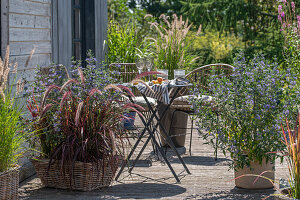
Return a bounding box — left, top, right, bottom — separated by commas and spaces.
172, 95, 214, 105
133, 96, 157, 107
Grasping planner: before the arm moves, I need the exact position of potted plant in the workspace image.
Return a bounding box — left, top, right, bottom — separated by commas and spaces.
192, 53, 299, 189
0, 46, 34, 199
26, 57, 140, 191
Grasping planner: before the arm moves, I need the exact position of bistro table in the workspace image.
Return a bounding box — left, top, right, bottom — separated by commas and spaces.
115, 80, 192, 183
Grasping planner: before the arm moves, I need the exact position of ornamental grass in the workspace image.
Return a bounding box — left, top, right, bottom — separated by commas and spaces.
0, 46, 34, 172
146, 14, 200, 78
280, 115, 300, 199
26, 60, 140, 178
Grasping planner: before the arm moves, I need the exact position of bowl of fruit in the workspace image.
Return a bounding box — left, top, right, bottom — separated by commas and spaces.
152, 77, 168, 85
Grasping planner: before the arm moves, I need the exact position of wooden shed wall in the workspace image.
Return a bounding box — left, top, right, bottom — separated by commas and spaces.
7, 0, 52, 181
9, 0, 52, 83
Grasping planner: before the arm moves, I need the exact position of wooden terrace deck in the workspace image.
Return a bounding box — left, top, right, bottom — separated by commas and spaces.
19, 118, 288, 200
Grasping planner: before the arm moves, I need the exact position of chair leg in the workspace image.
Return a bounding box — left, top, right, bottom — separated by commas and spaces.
215, 112, 219, 161
189, 118, 193, 156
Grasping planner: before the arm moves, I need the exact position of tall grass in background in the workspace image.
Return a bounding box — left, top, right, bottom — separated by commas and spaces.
0, 46, 33, 172
147, 14, 200, 78
106, 19, 150, 64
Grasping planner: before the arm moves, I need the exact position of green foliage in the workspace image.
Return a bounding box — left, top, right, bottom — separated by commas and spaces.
134, 0, 182, 17
128, 0, 285, 64
108, 0, 151, 46
106, 19, 151, 64
0, 47, 31, 172
187, 30, 243, 68
181, 0, 284, 62
0, 88, 26, 172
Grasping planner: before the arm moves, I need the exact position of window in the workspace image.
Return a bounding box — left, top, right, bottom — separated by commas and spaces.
72, 0, 95, 62
53, 0, 106, 67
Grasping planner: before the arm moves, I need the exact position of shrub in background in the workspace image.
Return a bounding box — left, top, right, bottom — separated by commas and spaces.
278, 1, 300, 76
187, 30, 243, 69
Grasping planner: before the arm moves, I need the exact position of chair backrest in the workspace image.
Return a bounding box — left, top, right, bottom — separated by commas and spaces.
183, 63, 234, 95
109, 63, 158, 96
109, 63, 138, 83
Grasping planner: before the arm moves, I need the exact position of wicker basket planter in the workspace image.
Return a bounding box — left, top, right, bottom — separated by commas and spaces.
32, 155, 120, 191
0, 166, 19, 200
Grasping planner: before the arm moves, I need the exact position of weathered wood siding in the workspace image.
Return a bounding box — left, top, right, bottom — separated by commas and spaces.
7, 0, 52, 181
9, 0, 52, 83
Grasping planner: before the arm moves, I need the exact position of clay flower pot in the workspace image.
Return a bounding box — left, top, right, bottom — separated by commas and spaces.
234, 159, 274, 189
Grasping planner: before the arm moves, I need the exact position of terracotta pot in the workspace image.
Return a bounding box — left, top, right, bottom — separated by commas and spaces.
234, 159, 275, 189
274, 188, 300, 200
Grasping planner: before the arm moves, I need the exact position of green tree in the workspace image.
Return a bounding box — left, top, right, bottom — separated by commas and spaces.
181, 0, 284, 61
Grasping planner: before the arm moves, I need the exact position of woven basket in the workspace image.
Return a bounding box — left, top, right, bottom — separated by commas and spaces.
32, 155, 120, 191
0, 166, 19, 200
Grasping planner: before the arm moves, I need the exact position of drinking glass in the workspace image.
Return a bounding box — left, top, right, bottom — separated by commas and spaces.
174, 69, 185, 79
145, 57, 154, 81
136, 59, 144, 74
145, 57, 154, 72
157, 69, 168, 80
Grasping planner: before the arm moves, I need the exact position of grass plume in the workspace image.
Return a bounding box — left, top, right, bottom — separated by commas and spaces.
147, 14, 199, 78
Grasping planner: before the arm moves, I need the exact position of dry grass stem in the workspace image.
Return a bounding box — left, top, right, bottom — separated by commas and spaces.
24, 48, 35, 68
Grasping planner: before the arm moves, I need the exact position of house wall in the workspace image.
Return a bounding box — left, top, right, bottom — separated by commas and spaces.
9, 0, 52, 83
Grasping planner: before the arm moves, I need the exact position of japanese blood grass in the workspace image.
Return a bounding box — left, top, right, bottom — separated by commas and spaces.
280, 115, 300, 199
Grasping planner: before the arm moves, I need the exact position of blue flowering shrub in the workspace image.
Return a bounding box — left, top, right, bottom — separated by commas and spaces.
191, 53, 300, 169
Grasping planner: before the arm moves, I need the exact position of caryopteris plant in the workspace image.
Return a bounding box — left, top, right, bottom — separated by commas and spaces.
0, 46, 34, 172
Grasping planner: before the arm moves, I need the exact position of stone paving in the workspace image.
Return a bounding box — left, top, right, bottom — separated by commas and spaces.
19, 118, 288, 200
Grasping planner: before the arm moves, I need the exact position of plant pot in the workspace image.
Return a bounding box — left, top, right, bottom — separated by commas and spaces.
234, 159, 275, 189
31, 155, 120, 191
159, 105, 188, 147
0, 166, 19, 200
123, 112, 136, 130
274, 188, 300, 200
